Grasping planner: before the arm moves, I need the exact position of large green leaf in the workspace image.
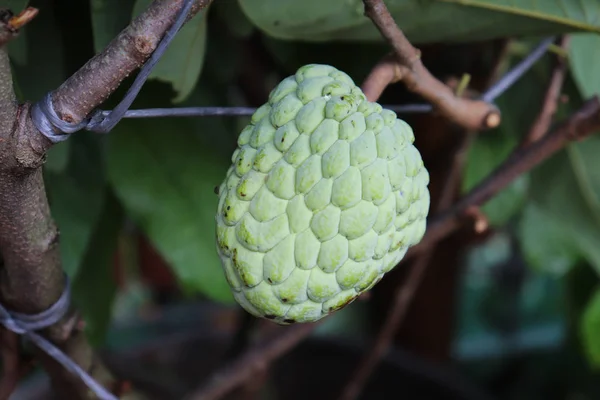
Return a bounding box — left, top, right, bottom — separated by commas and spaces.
44, 141, 71, 174
581, 287, 600, 368
238, 0, 600, 44
131, 0, 209, 103
106, 115, 234, 304
90, 0, 137, 52
72, 189, 123, 347
529, 147, 600, 277
569, 32, 600, 99
45, 135, 107, 278
518, 203, 582, 277
10, 0, 66, 102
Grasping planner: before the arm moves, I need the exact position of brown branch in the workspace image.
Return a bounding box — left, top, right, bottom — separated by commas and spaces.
522, 36, 570, 146
50, 0, 213, 127
185, 323, 321, 400
410, 96, 600, 257
362, 0, 500, 131
361, 56, 402, 102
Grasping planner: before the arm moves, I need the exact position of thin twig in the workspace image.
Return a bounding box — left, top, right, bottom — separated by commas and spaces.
362, 0, 500, 130
184, 323, 321, 400
361, 56, 403, 102
522, 36, 570, 146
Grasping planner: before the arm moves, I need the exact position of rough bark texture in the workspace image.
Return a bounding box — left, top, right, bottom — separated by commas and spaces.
52, 0, 212, 128
0, 46, 112, 398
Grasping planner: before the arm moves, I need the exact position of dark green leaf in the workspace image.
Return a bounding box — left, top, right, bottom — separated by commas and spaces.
44, 140, 71, 174
529, 148, 600, 276
2, 0, 30, 64
237, 0, 600, 44
10, 0, 66, 102
581, 287, 600, 368
71, 189, 122, 347
518, 203, 582, 277
569, 32, 600, 99
213, 0, 254, 38
90, 0, 136, 52
106, 114, 235, 304
45, 135, 107, 278
463, 131, 528, 226
131, 0, 209, 103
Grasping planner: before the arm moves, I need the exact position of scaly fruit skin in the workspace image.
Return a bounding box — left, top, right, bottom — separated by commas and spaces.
215, 64, 430, 325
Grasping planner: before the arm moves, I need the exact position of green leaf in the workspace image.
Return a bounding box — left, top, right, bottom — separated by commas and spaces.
131, 0, 209, 103
90, 0, 137, 52
438, 0, 600, 32
106, 114, 234, 304
213, 0, 254, 38
44, 141, 71, 174
463, 131, 528, 226
45, 135, 107, 278
72, 189, 123, 347
237, 0, 600, 44
569, 32, 600, 99
529, 147, 600, 276
518, 203, 582, 277
581, 287, 600, 368
10, 0, 66, 102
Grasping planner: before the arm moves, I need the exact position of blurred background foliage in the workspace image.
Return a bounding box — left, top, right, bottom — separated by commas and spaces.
1, 0, 600, 398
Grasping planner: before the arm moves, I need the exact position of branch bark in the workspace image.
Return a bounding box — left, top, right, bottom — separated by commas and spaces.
51, 0, 213, 128
362, 0, 500, 131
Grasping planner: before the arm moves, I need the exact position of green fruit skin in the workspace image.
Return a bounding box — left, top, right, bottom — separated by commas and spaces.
215, 64, 430, 325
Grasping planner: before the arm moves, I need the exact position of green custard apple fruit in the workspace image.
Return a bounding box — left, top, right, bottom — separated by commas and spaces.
215, 64, 430, 325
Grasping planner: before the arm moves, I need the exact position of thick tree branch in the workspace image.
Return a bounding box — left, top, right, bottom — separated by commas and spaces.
0, 45, 113, 398
362, 0, 500, 130
50, 0, 213, 127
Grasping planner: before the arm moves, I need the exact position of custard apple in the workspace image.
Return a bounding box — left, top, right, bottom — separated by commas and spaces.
215, 64, 430, 325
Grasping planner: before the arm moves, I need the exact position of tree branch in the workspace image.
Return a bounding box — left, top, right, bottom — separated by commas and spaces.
50, 0, 213, 126
362, 0, 500, 131
361, 56, 402, 102
0, 43, 113, 398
